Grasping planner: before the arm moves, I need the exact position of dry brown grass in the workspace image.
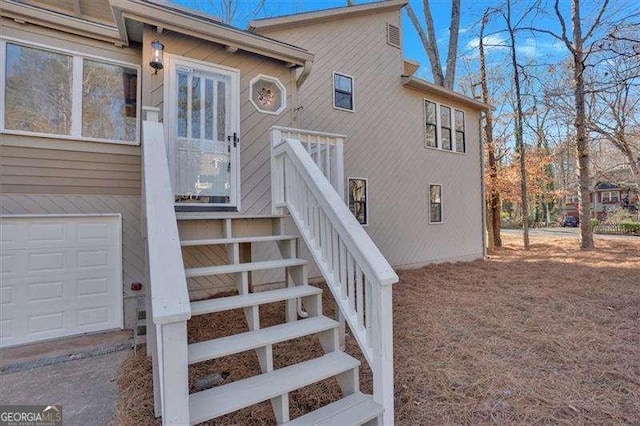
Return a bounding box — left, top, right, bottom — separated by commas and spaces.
115, 235, 640, 425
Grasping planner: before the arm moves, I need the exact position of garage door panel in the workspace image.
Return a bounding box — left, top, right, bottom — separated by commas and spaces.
27, 280, 65, 302
0, 216, 122, 348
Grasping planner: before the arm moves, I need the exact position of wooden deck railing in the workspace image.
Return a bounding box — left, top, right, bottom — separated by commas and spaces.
271, 126, 345, 200
141, 107, 190, 425
271, 130, 398, 425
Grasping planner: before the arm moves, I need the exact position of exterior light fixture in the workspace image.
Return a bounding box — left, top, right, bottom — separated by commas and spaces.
149, 40, 164, 75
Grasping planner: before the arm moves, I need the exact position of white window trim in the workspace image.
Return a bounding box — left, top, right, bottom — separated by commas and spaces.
333, 71, 355, 113
347, 176, 368, 227
429, 183, 444, 224
0, 37, 141, 146
249, 74, 287, 115
423, 99, 466, 155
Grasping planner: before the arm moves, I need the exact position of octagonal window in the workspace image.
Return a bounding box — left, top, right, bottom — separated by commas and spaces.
249, 75, 286, 115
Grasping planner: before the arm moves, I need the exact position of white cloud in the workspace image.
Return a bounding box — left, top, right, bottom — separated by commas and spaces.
466, 34, 508, 50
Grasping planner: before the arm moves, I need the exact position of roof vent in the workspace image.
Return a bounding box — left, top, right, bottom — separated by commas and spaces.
387, 23, 401, 48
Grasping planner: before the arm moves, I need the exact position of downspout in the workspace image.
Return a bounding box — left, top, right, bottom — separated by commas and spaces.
296, 60, 313, 88
479, 112, 488, 258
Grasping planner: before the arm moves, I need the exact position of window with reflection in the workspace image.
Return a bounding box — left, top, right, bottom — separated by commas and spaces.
348, 177, 368, 225
2, 41, 139, 144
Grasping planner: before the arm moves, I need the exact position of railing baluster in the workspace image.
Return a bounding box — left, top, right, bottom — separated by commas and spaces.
340, 240, 347, 298
365, 276, 372, 343
347, 255, 355, 313
356, 264, 364, 329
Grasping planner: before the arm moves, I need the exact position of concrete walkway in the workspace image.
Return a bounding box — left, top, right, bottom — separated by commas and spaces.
0, 349, 130, 425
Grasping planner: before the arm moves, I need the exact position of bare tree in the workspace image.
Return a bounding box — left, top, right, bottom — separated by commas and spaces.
479, 10, 503, 249
587, 39, 640, 190
405, 0, 461, 89
533, 0, 611, 249
205, 0, 266, 24
501, 0, 531, 249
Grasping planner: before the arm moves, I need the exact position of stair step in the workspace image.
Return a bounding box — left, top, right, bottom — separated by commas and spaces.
176, 213, 286, 220
190, 285, 321, 316
189, 352, 360, 425
188, 316, 338, 364
181, 235, 297, 247
283, 392, 383, 426
185, 259, 307, 278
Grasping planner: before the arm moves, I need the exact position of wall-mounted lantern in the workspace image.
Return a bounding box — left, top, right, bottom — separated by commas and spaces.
149, 40, 164, 75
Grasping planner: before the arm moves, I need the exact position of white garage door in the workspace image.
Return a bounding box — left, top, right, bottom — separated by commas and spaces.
0, 215, 123, 348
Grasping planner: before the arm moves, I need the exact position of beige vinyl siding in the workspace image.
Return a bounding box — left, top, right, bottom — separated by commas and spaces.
260, 11, 485, 267
143, 25, 298, 216
1, 18, 143, 196
0, 194, 144, 329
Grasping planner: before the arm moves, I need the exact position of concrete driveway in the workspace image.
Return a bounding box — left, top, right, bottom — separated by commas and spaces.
0, 332, 132, 426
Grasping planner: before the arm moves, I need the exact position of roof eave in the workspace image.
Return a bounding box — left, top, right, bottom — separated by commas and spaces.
1, 0, 125, 45
249, 0, 407, 33
109, 0, 313, 66
401, 76, 491, 111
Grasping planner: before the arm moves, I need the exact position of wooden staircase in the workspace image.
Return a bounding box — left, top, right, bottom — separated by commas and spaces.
177, 215, 383, 425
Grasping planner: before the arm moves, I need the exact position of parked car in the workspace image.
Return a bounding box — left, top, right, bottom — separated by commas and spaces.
562, 216, 580, 227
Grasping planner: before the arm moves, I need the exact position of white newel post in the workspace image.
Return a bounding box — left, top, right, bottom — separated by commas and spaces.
373, 285, 395, 426
160, 321, 190, 425
271, 128, 286, 215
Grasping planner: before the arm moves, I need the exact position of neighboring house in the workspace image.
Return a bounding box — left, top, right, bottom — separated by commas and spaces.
563, 182, 639, 220
0, 0, 487, 424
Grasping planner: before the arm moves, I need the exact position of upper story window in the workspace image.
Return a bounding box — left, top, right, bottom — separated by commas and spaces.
455, 109, 465, 153
1, 40, 140, 145
333, 72, 354, 112
348, 177, 368, 225
424, 99, 466, 153
424, 101, 437, 148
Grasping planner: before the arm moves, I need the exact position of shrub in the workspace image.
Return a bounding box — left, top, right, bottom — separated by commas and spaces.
619, 222, 640, 234
590, 218, 599, 229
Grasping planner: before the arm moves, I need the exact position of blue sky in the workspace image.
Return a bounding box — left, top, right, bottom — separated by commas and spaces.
169, 0, 585, 84
170, 0, 636, 104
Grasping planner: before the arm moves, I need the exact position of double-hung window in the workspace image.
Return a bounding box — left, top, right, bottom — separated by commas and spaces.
455, 109, 465, 153
424, 100, 466, 153
440, 106, 452, 151
333, 72, 354, 111
424, 101, 437, 148
429, 184, 443, 223
2, 40, 140, 144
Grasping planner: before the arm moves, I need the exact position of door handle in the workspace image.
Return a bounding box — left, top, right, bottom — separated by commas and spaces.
227, 133, 239, 148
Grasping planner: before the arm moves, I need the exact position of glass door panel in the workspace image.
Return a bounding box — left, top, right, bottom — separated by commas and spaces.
171, 64, 236, 207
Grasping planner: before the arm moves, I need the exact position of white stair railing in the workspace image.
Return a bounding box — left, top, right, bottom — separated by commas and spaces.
141, 107, 190, 425
271, 126, 345, 199
271, 130, 398, 425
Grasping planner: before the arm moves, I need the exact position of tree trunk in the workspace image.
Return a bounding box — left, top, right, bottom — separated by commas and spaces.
505, 0, 529, 249
444, 0, 461, 89
479, 11, 502, 248
571, 0, 595, 249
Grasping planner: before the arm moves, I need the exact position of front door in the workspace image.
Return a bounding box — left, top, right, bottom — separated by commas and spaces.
166, 56, 240, 209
